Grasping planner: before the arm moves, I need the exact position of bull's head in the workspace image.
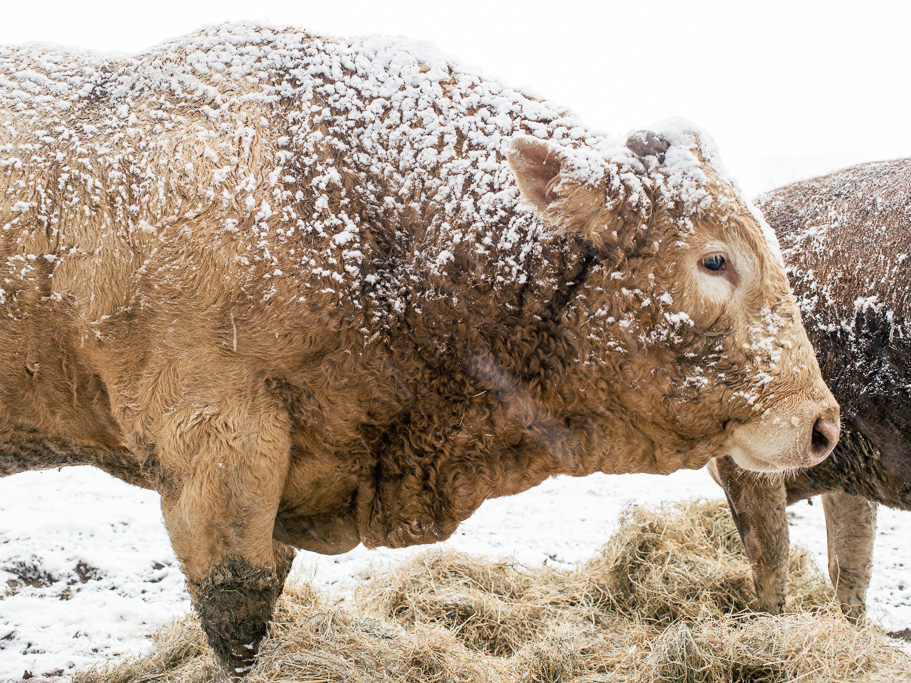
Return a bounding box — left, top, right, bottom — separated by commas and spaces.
506, 120, 839, 473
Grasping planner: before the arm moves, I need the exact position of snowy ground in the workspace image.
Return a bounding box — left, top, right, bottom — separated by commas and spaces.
0, 466, 908, 681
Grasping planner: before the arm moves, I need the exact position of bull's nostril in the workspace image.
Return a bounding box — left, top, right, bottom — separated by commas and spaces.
811, 427, 829, 453
810, 417, 839, 459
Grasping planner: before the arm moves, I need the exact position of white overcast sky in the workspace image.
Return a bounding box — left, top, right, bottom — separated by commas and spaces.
2, 0, 909, 196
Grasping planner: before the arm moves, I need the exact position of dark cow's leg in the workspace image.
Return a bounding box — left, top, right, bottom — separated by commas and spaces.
821, 490, 877, 622
157, 394, 295, 679
708, 456, 789, 613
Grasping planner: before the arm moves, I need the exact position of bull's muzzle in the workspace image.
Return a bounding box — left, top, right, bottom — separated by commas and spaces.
727, 391, 840, 473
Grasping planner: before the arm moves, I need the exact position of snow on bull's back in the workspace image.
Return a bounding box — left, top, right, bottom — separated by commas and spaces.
758, 158, 911, 342
0, 23, 751, 312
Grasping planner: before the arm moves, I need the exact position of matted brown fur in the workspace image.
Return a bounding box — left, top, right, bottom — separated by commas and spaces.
71, 501, 909, 683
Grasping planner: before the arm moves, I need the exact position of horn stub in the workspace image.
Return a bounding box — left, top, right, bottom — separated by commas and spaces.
626, 131, 670, 163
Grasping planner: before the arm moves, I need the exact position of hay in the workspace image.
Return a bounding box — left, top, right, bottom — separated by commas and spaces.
576, 500, 832, 623
73, 500, 911, 683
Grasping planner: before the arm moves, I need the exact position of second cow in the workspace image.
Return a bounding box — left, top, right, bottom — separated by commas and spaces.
712, 158, 911, 619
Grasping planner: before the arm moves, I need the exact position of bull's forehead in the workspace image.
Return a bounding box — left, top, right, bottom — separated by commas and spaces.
633, 118, 784, 266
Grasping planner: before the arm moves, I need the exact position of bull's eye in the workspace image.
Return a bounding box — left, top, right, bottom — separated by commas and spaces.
702, 254, 726, 272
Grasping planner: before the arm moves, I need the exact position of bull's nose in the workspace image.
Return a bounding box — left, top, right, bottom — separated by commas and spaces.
809, 414, 840, 464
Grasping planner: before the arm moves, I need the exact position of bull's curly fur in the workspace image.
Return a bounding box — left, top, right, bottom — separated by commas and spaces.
0, 23, 834, 675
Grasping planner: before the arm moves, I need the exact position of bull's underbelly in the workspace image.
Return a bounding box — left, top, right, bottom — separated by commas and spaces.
287, 453, 716, 554
0, 428, 152, 490
0, 431, 99, 477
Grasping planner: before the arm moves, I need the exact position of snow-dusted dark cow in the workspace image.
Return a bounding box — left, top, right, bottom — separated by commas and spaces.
0, 24, 839, 676
710, 158, 911, 620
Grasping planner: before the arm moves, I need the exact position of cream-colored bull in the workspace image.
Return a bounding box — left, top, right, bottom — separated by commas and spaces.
0, 24, 838, 677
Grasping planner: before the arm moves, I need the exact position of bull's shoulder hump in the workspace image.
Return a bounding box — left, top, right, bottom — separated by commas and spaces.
759, 158, 911, 233
761, 158, 911, 340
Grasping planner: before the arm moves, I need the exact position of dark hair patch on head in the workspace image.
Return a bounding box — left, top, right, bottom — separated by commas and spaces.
625, 130, 670, 164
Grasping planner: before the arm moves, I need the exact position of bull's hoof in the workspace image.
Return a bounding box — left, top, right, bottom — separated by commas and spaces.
189, 551, 294, 678
839, 600, 867, 624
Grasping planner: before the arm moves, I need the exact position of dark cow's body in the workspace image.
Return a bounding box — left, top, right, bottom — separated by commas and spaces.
712, 158, 911, 619
0, 25, 838, 677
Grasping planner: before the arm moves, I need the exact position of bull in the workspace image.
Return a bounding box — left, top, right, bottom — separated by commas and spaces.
0, 24, 838, 677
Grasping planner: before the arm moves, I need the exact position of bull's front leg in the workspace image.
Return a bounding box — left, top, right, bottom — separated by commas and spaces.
156, 394, 295, 678
708, 455, 789, 613
821, 490, 877, 622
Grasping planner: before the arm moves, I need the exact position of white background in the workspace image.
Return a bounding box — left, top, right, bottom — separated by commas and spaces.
2, 0, 911, 195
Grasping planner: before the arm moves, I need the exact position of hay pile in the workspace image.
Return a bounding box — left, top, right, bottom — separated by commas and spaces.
74, 500, 910, 683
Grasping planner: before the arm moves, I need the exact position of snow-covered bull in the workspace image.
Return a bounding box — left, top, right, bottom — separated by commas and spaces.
0, 25, 838, 676
710, 158, 911, 620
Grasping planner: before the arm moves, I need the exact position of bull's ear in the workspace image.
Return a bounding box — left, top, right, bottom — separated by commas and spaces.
506, 136, 566, 213
507, 135, 653, 256
507, 136, 607, 238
